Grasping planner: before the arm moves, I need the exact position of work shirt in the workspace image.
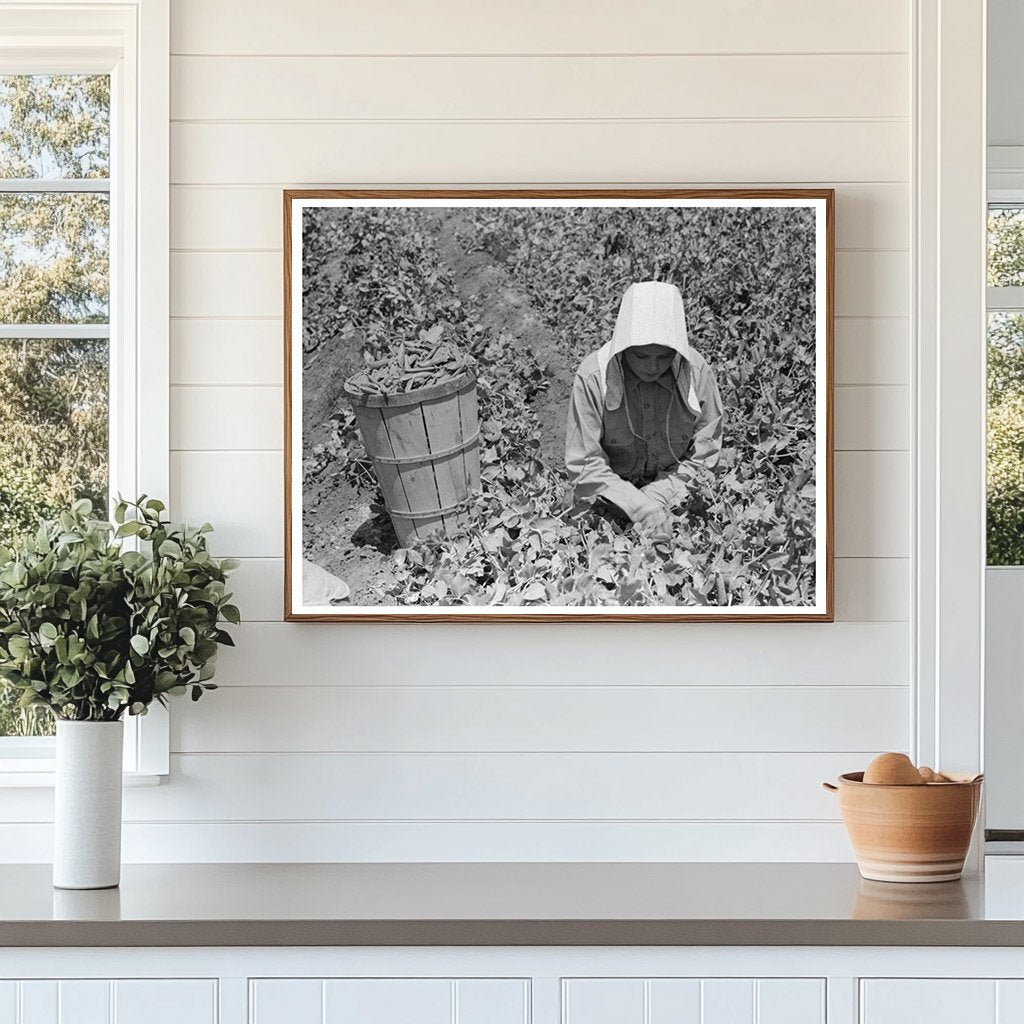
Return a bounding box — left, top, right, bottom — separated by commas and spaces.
565, 349, 724, 522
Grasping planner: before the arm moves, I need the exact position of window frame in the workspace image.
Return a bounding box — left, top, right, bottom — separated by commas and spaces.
987, 202, 1024, 317
983, 190, 1024, 840
0, 0, 169, 784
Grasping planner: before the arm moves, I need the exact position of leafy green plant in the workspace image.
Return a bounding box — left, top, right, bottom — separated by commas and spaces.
0, 496, 239, 722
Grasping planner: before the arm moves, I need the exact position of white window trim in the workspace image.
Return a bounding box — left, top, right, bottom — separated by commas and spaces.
983, 171, 1024, 842
914, 0, 987, 818
0, 0, 169, 784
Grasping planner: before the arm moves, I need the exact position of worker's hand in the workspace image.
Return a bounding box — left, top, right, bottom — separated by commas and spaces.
633, 501, 671, 534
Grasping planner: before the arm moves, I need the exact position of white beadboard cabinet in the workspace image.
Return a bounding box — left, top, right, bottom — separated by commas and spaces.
561, 978, 825, 1024
0, 979, 218, 1024
249, 979, 529, 1024
6, 949, 1024, 1024
860, 979, 1024, 1023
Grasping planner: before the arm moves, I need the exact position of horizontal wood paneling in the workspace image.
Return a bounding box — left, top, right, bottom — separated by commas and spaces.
170, 451, 282, 556
170, 121, 909, 186
168, 384, 905, 453
835, 251, 909, 318
226, 556, 909, 623
171, 449, 907, 558
0, 820, 856, 862
834, 452, 910, 558
6, 0, 910, 863
222, 557, 283, 620
209, 621, 910, 687
171, 252, 280, 317
834, 318, 909, 385
170, 0, 910, 56
170, 386, 282, 450
833, 557, 909, 621
113, 751, 860, 821
170, 183, 909, 251
170, 250, 909, 320
171, 54, 908, 121
170, 319, 283, 386
171, 684, 909, 753
834, 385, 909, 450
167, 315, 911, 388
0, 753, 866, 822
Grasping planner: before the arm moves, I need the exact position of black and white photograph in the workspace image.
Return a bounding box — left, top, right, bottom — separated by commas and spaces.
285, 191, 833, 620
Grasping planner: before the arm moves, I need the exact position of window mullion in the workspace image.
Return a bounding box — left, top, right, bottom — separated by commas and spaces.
987, 286, 1024, 312
0, 178, 109, 193
0, 324, 111, 339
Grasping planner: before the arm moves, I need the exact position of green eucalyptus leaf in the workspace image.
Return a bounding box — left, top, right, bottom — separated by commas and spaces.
8, 635, 30, 657
0, 496, 235, 719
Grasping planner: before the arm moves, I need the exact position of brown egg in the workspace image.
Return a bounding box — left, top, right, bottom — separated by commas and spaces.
863, 752, 926, 785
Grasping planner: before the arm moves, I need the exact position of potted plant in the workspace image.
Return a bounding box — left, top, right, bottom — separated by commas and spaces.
0, 497, 239, 889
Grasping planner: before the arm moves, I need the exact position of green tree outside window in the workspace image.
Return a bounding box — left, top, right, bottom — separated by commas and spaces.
988, 208, 1024, 566
0, 75, 110, 736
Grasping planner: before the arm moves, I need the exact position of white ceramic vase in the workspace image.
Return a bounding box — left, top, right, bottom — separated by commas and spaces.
53, 720, 124, 889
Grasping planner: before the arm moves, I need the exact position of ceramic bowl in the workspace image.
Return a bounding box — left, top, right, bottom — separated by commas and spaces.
823, 771, 983, 883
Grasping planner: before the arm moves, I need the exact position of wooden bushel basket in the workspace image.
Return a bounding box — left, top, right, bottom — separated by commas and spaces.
344, 367, 481, 547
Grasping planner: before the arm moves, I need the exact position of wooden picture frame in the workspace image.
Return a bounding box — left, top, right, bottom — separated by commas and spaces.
284, 189, 834, 622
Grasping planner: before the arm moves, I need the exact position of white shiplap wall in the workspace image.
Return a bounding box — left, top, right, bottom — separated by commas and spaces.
3, 0, 915, 862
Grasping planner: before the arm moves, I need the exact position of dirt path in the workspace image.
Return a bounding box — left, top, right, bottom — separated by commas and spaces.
430, 210, 574, 469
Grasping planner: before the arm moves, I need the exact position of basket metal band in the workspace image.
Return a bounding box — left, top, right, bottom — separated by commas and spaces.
373, 431, 480, 466
389, 498, 473, 521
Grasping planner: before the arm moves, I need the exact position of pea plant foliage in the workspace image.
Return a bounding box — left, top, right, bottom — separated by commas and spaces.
288, 191, 833, 620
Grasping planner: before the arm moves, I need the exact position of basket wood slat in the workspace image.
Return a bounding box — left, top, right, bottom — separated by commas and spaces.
345, 368, 481, 546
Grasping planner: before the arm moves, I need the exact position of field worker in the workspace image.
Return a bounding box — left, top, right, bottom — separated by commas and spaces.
565, 280, 724, 531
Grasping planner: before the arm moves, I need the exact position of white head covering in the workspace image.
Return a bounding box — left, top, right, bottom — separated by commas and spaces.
596, 281, 701, 416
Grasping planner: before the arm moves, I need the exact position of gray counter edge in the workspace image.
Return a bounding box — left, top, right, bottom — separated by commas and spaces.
3, 919, 1022, 948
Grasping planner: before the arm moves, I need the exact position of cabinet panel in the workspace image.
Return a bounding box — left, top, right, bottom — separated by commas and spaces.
323, 980, 451, 1024
648, 980, 702, 1022
998, 980, 1024, 1022
251, 979, 528, 1024
250, 979, 322, 1024
563, 979, 645, 1023
861, 981, 997, 1024
455, 980, 529, 1024
702, 980, 754, 1024
0, 983, 15, 1024
0, 981, 217, 1024
58, 982, 110, 1024
113, 981, 217, 1024
757, 980, 825, 1024
563, 978, 825, 1024
18, 983, 56, 1024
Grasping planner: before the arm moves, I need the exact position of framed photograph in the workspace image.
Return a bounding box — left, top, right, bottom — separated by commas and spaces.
284, 189, 833, 622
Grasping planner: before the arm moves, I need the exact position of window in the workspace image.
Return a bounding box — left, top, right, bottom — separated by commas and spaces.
987, 205, 1024, 565
0, 73, 111, 738
0, 2, 169, 779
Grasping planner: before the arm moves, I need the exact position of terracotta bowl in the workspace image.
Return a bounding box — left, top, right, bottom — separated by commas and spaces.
823, 772, 983, 883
